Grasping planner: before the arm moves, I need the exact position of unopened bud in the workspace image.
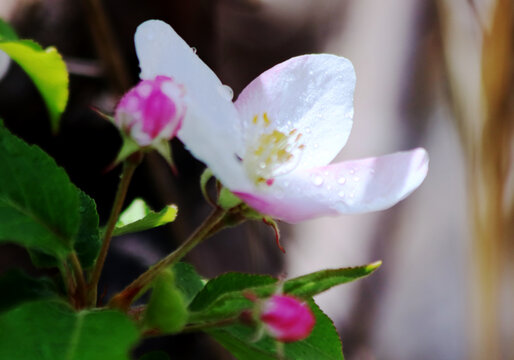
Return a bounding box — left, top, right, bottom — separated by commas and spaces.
114, 75, 186, 146
260, 294, 315, 342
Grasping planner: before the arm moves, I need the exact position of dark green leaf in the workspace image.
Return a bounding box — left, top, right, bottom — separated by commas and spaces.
189, 262, 380, 323
0, 39, 68, 131
173, 262, 205, 305
208, 300, 343, 360
27, 191, 101, 269
0, 18, 18, 41
0, 300, 140, 360
189, 273, 275, 312
0, 126, 80, 258
0, 270, 57, 313
113, 198, 177, 237
74, 191, 101, 268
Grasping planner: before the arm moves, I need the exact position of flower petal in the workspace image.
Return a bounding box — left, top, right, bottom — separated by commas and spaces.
234, 148, 429, 223
235, 54, 355, 170
135, 20, 251, 190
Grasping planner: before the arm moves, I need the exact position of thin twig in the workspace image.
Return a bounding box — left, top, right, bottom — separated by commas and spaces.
108, 207, 228, 311
88, 158, 139, 305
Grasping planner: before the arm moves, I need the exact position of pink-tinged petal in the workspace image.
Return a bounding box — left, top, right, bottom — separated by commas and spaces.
260, 295, 315, 342
235, 148, 429, 223
114, 76, 185, 146
235, 54, 355, 170
135, 20, 251, 190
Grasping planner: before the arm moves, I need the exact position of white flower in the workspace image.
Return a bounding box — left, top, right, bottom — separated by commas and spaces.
134, 20, 429, 223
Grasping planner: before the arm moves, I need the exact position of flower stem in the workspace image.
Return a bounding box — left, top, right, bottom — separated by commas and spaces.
88, 158, 139, 306
69, 252, 87, 308
108, 206, 228, 311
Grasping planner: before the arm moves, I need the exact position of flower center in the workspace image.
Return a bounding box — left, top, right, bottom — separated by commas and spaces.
243, 113, 305, 186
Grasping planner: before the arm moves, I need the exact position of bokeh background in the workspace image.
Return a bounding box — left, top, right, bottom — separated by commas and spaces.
0, 0, 512, 359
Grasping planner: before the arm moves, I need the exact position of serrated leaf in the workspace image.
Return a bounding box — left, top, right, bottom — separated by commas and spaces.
0, 126, 80, 258
145, 269, 188, 333
189, 273, 275, 313
26, 191, 101, 269
0, 270, 57, 313
208, 300, 343, 360
0, 39, 68, 132
0, 300, 140, 360
173, 262, 205, 305
189, 263, 380, 323
74, 191, 101, 268
283, 261, 381, 298
113, 198, 177, 237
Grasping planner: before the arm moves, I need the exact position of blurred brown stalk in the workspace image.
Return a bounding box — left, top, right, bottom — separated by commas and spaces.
438, 0, 514, 358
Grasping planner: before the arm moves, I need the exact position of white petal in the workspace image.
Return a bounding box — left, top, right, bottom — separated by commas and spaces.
135, 20, 251, 190
234, 54, 355, 170
234, 148, 429, 223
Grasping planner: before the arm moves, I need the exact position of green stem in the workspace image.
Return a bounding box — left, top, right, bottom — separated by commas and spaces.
69, 252, 87, 308
88, 159, 139, 306
109, 206, 228, 311
182, 317, 239, 333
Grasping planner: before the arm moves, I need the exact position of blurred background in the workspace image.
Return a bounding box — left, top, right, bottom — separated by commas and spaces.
0, 0, 512, 359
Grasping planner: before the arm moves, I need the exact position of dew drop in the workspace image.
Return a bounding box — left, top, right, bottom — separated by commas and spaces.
218, 84, 234, 101
191, 46, 197, 54
312, 176, 324, 186
337, 177, 346, 185
349, 168, 355, 175
353, 176, 360, 182
305, 127, 311, 134
338, 191, 345, 198
259, 162, 266, 169
313, 143, 319, 149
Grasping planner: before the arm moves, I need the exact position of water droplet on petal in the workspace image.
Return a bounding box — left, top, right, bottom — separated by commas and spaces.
259, 162, 266, 169
337, 177, 346, 184
313, 143, 319, 149
312, 176, 324, 186
305, 127, 311, 134
218, 84, 234, 101
353, 176, 360, 182
338, 191, 345, 198
349, 169, 355, 175
191, 46, 197, 54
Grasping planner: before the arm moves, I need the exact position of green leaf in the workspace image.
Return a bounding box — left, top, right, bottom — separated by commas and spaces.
113, 198, 177, 237
26, 191, 101, 269
189, 262, 380, 323
189, 273, 275, 313
145, 269, 188, 334
284, 261, 382, 298
0, 270, 57, 313
0, 39, 68, 132
0, 19, 18, 41
139, 351, 170, 360
0, 126, 80, 258
208, 300, 343, 360
173, 262, 205, 305
74, 191, 101, 268
0, 300, 140, 360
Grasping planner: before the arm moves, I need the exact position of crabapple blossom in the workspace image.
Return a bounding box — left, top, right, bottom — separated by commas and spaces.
260, 294, 315, 342
114, 75, 185, 147
133, 20, 429, 223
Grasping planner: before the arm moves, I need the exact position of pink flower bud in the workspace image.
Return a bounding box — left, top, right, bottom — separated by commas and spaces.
260, 294, 315, 342
114, 75, 186, 146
